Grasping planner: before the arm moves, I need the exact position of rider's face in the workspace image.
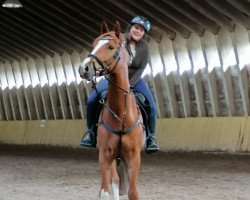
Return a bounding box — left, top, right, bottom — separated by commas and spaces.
129, 24, 145, 41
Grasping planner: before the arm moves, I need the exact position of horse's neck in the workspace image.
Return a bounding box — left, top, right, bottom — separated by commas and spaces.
109, 70, 129, 91
108, 48, 130, 92
106, 48, 130, 113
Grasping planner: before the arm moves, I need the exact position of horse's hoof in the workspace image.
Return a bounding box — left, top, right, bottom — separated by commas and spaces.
99, 189, 109, 200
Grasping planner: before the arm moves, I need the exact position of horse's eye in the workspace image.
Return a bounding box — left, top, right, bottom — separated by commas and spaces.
108, 46, 114, 50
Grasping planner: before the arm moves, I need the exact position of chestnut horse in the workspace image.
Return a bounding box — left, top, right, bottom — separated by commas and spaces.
79, 21, 144, 200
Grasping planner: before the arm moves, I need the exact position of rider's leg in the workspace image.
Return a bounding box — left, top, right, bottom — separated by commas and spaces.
80, 91, 98, 147
80, 99, 98, 147
80, 78, 108, 148
146, 114, 159, 152
133, 79, 159, 153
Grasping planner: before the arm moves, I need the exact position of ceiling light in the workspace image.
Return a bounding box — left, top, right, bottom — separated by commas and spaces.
2, 0, 22, 8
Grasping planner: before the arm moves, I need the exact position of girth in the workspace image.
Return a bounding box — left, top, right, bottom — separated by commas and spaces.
97, 118, 142, 135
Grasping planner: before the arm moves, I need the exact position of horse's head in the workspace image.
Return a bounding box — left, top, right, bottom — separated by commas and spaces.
79, 21, 123, 81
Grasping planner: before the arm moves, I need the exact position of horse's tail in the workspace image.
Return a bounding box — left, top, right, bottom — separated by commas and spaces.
116, 158, 128, 196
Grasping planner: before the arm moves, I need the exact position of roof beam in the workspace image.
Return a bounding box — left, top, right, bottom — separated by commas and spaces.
0, 20, 55, 57
226, 0, 250, 16
0, 58, 5, 63
27, 0, 93, 47
69, 0, 129, 33
184, 0, 235, 32
0, 47, 22, 62
207, 0, 250, 30
0, 13, 61, 56
0, 51, 15, 63
44, 0, 99, 37
128, 0, 191, 38
15, 10, 86, 52
85, 0, 159, 41
145, 0, 205, 37
163, 0, 220, 34
0, 41, 29, 61
0, 34, 39, 59
24, 1, 91, 49
2, 10, 74, 54
107, 0, 175, 40
0, 30, 46, 58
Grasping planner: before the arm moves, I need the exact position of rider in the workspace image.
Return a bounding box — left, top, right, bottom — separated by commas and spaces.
80, 16, 159, 153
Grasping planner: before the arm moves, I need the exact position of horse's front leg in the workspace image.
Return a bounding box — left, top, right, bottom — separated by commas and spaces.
99, 149, 112, 200
125, 150, 141, 200
110, 160, 120, 200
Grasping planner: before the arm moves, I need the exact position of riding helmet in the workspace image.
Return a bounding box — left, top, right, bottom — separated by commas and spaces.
131, 16, 151, 32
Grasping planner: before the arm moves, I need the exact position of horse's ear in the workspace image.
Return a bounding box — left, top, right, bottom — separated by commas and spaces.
114, 21, 121, 39
101, 21, 109, 34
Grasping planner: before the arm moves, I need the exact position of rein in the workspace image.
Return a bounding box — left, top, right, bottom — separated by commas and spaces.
97, 75, 142, 135
94, 75, 142, 135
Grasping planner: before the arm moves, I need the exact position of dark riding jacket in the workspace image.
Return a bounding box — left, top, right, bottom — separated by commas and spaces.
125, 36, 149, 86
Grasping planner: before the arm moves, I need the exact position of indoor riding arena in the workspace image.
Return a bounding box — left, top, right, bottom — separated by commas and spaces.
0, 0, 250, 200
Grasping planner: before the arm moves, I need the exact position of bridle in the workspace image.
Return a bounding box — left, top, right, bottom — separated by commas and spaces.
87, 37, 124, 76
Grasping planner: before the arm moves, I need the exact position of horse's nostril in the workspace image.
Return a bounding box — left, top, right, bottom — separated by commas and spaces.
85, 66, 89, 71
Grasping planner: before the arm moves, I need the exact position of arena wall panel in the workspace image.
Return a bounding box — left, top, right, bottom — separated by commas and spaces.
242, 117, 250, 151
3, 121, 27, 144
24, 120, 44, 144
0, 118, 250, 153
0, 121, 6, 142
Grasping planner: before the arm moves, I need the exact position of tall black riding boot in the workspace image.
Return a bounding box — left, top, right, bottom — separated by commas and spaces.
80, 127, 96, 148
80, 102, 97, 148
145, 115, 159, 154
80, 90, 107, 148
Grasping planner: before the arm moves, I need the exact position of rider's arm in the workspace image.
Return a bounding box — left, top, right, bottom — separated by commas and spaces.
129, 41, 149, 86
